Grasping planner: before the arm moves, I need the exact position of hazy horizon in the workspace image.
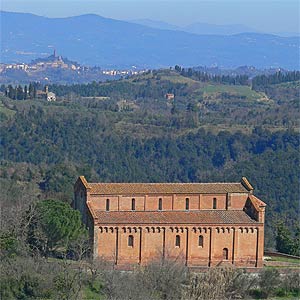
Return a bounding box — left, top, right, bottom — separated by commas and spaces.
1, 0, 299, 35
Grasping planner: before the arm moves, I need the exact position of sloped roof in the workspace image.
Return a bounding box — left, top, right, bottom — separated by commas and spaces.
249, 194, 267, 208
88, 182, 248, 195
241, 177, 254, 191
93, 210, 258, 225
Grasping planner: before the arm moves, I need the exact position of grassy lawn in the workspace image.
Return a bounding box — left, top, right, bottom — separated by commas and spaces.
270, 295, 300, 300
160, 74, 200, 85
83, 283, 105, 300
268, 256, 300, 264
201, 84, 266, 101
274, 80, 300, 89
82, 96, 110, 100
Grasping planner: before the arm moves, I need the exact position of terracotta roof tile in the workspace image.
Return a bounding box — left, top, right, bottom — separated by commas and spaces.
249, 194, 267, 208
88, 182, 248, 195
93, 210, 257, 225
241, 177, 254, 191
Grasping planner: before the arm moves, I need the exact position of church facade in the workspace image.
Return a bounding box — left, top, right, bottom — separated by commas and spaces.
74, 176, 266, 269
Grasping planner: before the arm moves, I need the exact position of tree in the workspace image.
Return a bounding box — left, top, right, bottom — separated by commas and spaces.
7, 85, 15, 99
186, 102, 199, 128
293, 226, 300, 256
259, 268, 281, 299
100, 258, 188, 300
276, 221, 293, 254
16, 85, 24, 100
24, 85, 28, 100
174, 65, 182, 72
183, 267, 256, 300
28, 83, 34, 98
28, 199, 87, 257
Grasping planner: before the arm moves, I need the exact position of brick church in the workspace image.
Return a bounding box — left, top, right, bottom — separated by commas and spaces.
74, 176, 266, 269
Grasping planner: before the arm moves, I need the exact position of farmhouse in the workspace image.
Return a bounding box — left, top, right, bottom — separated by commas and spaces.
165, 93, 175, 100
36, 86, 56, 101
74, 176, 266, 269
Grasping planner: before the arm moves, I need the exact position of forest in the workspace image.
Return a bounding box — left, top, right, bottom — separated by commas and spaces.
1, 69, 299, 298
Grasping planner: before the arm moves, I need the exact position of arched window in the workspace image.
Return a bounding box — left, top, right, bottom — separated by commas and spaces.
106, 199, 110, 211
175, 235, 180, 247
213, 198, 217, 209
131, 198, 135, 211
198, 235, 204, 247
158, 198, 162, 211
185, 198, 189, 210
223, 248, 229, 260
128, 235, 134, 247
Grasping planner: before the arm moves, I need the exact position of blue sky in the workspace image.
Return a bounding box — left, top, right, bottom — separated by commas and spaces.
1, 0, 299, 34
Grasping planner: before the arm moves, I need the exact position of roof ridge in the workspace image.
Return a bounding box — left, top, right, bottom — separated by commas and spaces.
93, 208, 244, 213
89, 182, 241, 185
83, 178, 249, 194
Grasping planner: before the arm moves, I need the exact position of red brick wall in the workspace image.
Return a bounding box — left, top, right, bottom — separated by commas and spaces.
201, 194, 227, 209
120, 196, 144, 211
165, 228, 187, 262
118, 229, 140, 264
95, 225, 264, 268
142, 228, 164, 263
97, 228, 116, 261
235, 228, 257, 266
89, 193, 239, 211
90, 195, 119, 210
188, 229, 210, 266
228, 193, 248, 209
146, 195, 172, 210
211, 228, 234, 265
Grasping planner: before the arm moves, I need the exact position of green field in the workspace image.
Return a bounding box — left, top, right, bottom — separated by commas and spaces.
274, 80, 300, 89
268, 256, 300, 264
201, 84, 268, 101
82, 96, 110, 100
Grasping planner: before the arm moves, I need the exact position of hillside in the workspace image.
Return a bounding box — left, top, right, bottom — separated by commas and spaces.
1, 11, 299, 69
46, 69, 299, 133
1, 70, 299, 249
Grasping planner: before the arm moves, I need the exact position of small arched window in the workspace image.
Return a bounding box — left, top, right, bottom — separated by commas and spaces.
185, 198, 189, 210
128, 235, 134, 247
213, 198, 217, 209
223, 248, 229, 260
175, 235, 180, 247
158, 198, 162, 211
131, 198, 136, 211
106, 199, 110, 211
198, 235, 204, 247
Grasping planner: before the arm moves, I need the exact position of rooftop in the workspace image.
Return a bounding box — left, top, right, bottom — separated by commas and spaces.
87, 182, 249, 195
93, 210, 258, 225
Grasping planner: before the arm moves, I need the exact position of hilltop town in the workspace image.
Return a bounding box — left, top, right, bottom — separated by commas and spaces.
0, 50, 146, 84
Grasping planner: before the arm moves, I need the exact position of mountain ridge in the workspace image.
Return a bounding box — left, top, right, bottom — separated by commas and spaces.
1, 11, 299, 69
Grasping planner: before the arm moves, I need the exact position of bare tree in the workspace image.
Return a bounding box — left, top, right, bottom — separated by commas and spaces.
98, 257, 188, 300
182, 266, 256, 300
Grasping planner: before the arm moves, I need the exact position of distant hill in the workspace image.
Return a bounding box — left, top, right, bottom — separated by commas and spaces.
130, 19, 181, 31
131, 19, 299, 37
1, 11, 299, 69
132, 19, 257, 35
182, 22, 257, 35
